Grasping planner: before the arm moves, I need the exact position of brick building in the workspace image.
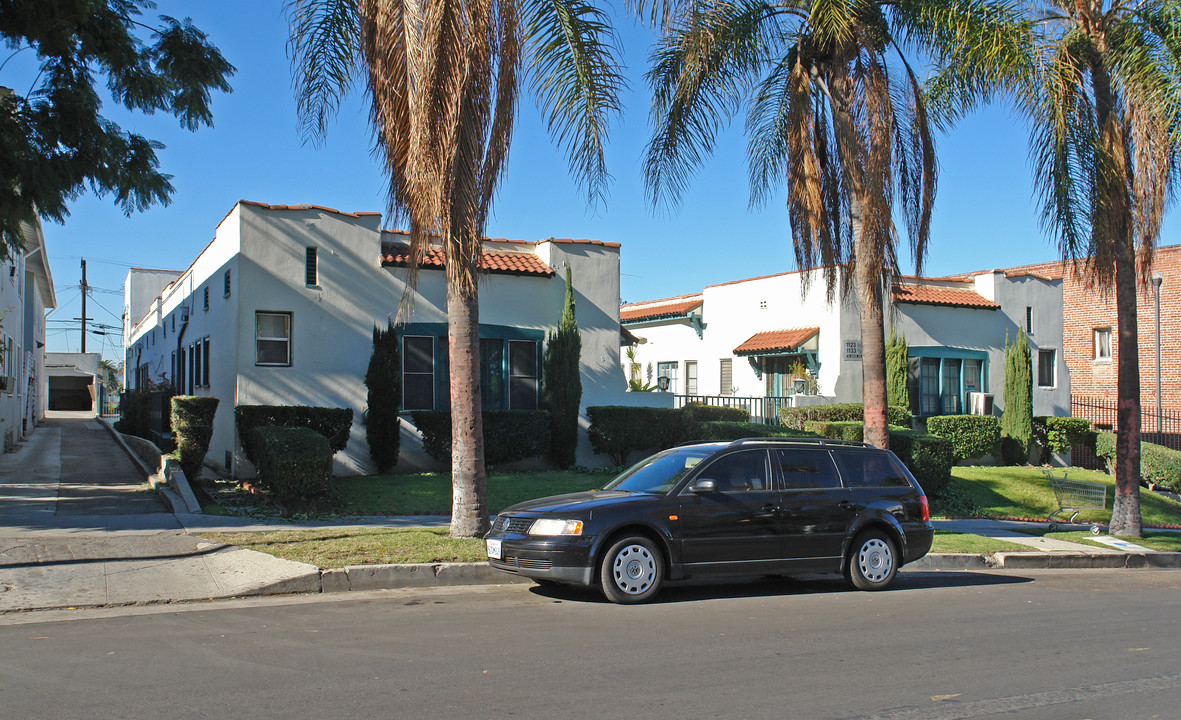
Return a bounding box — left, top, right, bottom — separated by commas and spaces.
949, 244, 1181, 442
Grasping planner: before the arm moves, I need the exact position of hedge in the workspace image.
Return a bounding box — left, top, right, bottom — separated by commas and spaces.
250, 426, 333, 501
683, 421, 817, 443
681, 403, 750, 423
780, 403, 911, 430
235, 406, 353, 464
926, 415, 1000, 462
171, 396, 219, 481
803, 420, 866, 442
586, 406, 690, 466
1033, 416, 1096, 455
1096, 432, 1181, 492
411, 410, 551, 467
889, 429, 954, 498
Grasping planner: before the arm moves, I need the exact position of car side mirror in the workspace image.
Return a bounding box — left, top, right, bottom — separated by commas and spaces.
689, 479, 718, 493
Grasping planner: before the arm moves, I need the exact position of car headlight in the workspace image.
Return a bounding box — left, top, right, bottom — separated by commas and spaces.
528, 519, 584, 536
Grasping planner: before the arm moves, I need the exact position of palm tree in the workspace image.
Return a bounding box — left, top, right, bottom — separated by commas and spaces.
287, 0, 624, 537
641, 0, 1017, 448
932, 0, 1181, 537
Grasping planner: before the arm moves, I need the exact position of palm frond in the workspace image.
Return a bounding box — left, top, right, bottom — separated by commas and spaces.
524, 0, 626, 206
286, 0, 361, 145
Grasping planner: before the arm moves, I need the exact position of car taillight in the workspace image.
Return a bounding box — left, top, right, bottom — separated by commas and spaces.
920, 494, 930, 522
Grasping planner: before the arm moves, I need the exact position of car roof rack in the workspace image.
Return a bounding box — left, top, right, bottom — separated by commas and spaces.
726, 436, 873, 448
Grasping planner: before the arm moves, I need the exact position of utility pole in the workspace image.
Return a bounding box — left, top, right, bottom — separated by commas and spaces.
80, 258, 88, 352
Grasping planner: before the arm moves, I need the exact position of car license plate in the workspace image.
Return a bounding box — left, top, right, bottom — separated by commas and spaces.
486, 538, 502, 560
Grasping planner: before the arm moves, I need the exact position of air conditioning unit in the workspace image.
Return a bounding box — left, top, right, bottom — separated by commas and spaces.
969, 392, 994, 416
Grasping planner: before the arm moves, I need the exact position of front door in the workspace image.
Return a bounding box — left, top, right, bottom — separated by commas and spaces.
677, 449, 783, 576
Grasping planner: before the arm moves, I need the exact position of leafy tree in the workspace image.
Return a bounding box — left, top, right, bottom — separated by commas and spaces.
1001, 329, 1032, 464
0, 0, 235, 258
640, 0, 1013, 449
288, 0, 623, 537
886, 328, 909, 412
364, 321, 401, 473
543, 266, 582, 468
930, 0, 1181, 536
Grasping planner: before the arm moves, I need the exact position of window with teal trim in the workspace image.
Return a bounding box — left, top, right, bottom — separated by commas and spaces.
914, 353, 984, 416
403, 336, 435, 410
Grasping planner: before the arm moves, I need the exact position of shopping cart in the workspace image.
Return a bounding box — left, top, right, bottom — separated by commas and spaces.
1044, 468, 1107, 534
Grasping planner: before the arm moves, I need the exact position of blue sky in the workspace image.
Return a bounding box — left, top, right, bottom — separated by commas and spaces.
15, 1, 1178, 363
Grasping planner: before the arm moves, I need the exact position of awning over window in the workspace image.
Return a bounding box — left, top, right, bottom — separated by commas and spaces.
734, 327, 819, 357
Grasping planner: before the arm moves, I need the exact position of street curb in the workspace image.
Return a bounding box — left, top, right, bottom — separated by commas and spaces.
311, 552, 1181, 593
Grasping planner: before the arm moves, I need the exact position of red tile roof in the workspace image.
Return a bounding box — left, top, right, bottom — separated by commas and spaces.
734, 327, 819, 356
892, 284, 999, 309
380, 242, 554, 277
620, 294, 704, 323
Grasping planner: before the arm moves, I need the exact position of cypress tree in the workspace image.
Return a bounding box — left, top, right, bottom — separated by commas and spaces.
364, 321, 402, 472
543, 267, 583, 468
886, 328, 910, 412
1001, 328, 1033, 463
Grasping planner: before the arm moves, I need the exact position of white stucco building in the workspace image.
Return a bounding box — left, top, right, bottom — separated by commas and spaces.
621, 266, 1069, 421
0, 219, 55, 450
124, 200, 654, 476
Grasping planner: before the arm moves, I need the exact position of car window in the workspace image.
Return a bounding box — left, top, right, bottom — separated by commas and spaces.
602, 447, 714, 494
833, 451, 912, 488
772, 448, 843, 489
694, 450, 770, 493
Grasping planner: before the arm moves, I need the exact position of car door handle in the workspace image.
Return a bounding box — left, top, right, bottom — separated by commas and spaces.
762, 503, 781, 514
838, 501, 855, 510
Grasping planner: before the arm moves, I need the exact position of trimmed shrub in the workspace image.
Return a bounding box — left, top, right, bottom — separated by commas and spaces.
171, 396, 219, 481
890, 429, 954, 498
1001, 329, 1033, 464
412, 410, 551, 467
886, 329, 910, 410
683, 421, 817, 442
116, 390, 152, 439
542, 266, 582, 469
250, 426, 332, 501
1095, 432, 1181, 492
681, 403, 750, 423
365, 322, 401, 472
803, 420, 865, 442
780, 403, 910, 430
1033, 416, 1096, 456
926, 415, 1000, 462
235, 406, 353, 464
587, 406, 690, 466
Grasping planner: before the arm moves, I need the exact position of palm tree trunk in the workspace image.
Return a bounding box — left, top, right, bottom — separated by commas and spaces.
1110, 238, 1143, 537
448, 283, 490, 538
856, 250, 890, 449
827, 61, 890, 449
1090, 57, 1142, 537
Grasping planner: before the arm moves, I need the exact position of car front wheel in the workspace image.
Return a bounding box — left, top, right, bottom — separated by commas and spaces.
847, 530, 898, 591
599, 536, 664, 604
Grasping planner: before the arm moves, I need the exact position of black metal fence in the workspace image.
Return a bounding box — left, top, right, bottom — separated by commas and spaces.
674, 395, 792, 425
1070, 394, 1181, 470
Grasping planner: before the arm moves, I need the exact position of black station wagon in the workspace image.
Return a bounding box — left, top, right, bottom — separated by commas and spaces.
485, 438, 934, 603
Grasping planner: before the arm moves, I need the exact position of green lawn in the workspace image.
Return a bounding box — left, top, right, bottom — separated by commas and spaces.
930, 530, 1030, 554
332, 469, 614, 515
941, 466, 1181, 529
199, 528, 486, 566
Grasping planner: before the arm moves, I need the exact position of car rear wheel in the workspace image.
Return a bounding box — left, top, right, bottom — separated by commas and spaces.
599, 536, 664, 604
847, 530, 898, 591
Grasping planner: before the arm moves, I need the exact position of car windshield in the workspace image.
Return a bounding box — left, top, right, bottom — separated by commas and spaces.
601, 446, 717, 494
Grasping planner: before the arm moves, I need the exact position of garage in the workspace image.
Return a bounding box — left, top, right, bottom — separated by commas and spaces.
44, 353, 99, 413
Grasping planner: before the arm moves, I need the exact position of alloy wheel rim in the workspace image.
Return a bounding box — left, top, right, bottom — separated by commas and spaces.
858, 538, 893, 583
612, 544, 656, 594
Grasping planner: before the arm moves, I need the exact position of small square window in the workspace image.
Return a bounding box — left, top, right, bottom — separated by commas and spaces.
1094, 328, 1112, 361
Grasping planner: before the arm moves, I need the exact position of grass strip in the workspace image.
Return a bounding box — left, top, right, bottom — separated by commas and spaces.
930, 530, 1030, 555
199, 528, 486, 567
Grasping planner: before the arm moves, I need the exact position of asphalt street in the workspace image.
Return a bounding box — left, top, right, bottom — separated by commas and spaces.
4, 568, 1181, 719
